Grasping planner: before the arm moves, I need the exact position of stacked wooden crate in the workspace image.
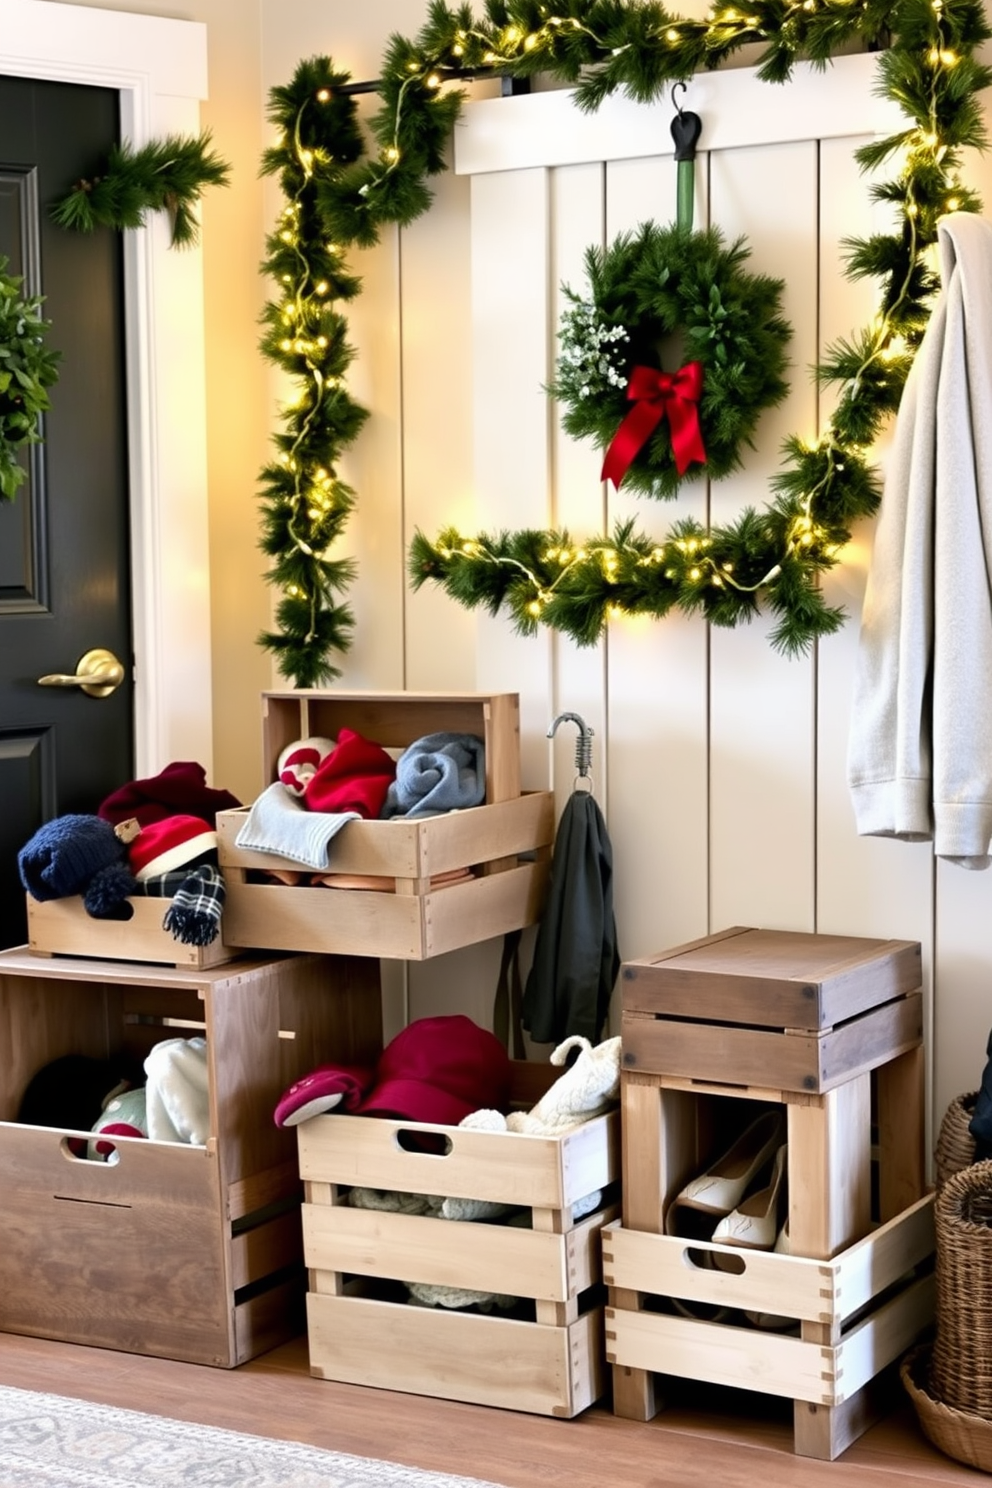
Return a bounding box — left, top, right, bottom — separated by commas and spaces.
298, 1059, 620, 1417
216, 691, 555, 960
605, 926, 935, 1460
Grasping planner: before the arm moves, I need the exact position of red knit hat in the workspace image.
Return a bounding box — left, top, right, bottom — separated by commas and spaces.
356, 1015, 511, 1125
130, 814, 217, 882
304, 727, 397, 818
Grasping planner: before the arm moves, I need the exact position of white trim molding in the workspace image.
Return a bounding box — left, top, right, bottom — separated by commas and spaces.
0, 0, 213, 775
453, 51, 905, 175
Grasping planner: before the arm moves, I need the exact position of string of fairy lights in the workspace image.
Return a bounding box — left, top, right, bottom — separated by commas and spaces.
260, 0, 991, 682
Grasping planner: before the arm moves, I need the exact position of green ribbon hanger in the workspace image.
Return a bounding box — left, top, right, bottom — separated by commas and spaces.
670, 83, 703, 232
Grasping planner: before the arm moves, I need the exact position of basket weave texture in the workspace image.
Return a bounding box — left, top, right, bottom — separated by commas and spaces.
935, 1091, 978, 1189
902, 1344, 992, 1474
931, 1158, 992, 1417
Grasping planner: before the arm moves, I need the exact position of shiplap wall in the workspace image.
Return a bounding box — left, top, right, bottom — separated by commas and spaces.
327, 48, 992, 1139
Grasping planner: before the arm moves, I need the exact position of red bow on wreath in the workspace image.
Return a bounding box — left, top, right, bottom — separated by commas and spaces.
601, 361, 707, 490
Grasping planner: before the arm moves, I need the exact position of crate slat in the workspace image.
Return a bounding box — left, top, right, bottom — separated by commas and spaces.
307, 1291, 604, 1417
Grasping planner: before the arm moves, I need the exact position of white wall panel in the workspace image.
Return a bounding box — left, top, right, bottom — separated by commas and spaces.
401, 156, 477, 693
471, 168, 554, 792
337, 225, 405, 689
548, 163, 608, 822
604, 155, 710, 970
707, 141, 818, 934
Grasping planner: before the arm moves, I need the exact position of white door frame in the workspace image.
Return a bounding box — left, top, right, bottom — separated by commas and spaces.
0, 0, 213, 775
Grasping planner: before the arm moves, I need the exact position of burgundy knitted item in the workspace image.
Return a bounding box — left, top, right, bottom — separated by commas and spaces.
99, 761, 241, 827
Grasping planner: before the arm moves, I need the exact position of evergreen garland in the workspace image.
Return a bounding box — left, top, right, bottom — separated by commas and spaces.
256, 58, 371, 686
264, 0, 990, 675
0, 258, 61, 502
50, 132, 231, 248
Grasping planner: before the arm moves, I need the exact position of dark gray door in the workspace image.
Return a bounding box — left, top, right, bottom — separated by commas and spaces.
0, 75, 132, 948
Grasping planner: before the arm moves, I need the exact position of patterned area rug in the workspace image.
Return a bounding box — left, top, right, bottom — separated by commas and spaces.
0, 1385, 506, 1488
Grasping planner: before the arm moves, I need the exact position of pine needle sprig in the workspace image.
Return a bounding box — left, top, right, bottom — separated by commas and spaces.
50, 132, 231, 248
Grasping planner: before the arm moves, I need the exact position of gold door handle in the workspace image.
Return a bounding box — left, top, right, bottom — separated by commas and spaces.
37, 647, 126, 699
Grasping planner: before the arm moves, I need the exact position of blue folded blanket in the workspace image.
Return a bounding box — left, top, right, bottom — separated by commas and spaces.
382, 732, 486, 819
234, 783, 359, 869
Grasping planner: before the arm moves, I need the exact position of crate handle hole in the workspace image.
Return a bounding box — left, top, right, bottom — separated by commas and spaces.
59, 1135, 108, 1165
394, 1129, 453, 1156
683, 1245, 746, 1275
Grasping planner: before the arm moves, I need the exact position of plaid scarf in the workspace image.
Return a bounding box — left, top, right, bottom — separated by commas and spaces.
136, 864, 226, 946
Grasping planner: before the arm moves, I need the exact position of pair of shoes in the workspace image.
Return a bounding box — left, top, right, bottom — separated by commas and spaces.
711, 1143, 788, 1249
666, 1110, 785, 1232
663, 1111, 785, 1325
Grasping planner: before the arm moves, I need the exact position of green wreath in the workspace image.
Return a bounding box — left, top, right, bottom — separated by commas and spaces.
0, 258, 61, 502
550, 220, 791, 500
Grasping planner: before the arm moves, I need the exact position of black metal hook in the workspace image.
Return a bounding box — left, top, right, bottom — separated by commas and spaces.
671, 81, 687, 118
670, 86, 702, 164
548, 711, 594, 790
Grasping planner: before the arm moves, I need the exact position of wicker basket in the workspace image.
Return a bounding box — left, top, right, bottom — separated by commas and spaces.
902, 1344, 992, 1474
935, 1091, 978, 1189
931, 1158, 992, 1417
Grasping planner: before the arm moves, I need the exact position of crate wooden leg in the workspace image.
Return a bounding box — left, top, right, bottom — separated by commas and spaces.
793, 1379, 885, 1461
621, 1073, 703, 1235
788, 1073, 871, 1259
876, 1044, 926, 1221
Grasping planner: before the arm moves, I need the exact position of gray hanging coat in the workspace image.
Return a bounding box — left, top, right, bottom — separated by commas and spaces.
521, 791, 621, 1045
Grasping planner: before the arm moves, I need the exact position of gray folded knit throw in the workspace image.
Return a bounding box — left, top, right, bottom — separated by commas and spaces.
382, 732, 486, 818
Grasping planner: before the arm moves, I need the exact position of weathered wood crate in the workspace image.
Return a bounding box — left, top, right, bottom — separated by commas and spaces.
26, 894, 236, 969
0, 946, 381, 1367
621, 925, 923, 1095
297, 1060, 621, 1417
217, 691, 554, 960
613, 925, 931, 1459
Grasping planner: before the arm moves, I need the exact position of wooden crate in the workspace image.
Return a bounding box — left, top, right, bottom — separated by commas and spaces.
603, 1195, 935, 1460
26, 893, 237, 969
621, 926, 923, 1094
217, 690, 555, 960
615, 925, 929, 1458
0, 945, 381, 1368
297, 1061, 621, 1417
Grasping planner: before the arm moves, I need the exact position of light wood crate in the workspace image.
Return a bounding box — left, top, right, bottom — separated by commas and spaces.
217, 690, 554, 960
0, 946, 381, 1367
297, 1061, 621, 1417
26, 893, 237, 969
603, 1195, 935, 1460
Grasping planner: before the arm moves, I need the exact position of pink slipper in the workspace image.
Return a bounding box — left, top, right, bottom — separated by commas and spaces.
274, 1063, 375, 1127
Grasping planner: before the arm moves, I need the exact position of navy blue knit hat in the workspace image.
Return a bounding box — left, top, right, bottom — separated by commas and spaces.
18, 814, 137, 919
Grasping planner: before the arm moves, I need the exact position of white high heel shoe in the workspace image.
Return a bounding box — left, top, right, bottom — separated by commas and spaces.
711, 1143, 788, 1249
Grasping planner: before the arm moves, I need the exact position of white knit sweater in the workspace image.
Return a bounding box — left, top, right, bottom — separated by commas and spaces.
847, 213, 992, 869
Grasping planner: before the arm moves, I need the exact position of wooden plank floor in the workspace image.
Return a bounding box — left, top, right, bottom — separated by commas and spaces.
0, 1329, 980, 1487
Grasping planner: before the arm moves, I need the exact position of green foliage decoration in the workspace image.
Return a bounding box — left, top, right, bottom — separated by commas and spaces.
0, 258, 61, 502
256, 58, 371, 686
550, 220, 792, 499
264, 0, 991, 677
50, 132, 231, 248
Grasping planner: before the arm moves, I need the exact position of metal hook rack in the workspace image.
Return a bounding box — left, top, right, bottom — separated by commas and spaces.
547, 711, 594, 792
